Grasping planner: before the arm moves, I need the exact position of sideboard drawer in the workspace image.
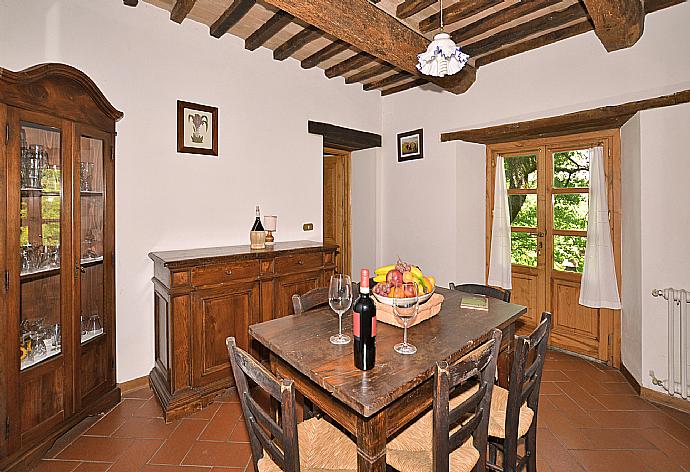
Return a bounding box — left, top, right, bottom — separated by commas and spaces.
191, 260, 260, 287
275, 252, 323, 273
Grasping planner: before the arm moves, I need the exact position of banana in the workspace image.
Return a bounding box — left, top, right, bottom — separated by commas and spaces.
374, 264, 395, 276
373, 274, 386, 283
410, 266, 424, 279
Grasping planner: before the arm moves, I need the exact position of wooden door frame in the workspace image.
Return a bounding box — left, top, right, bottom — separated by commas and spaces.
323, 147, 351, 276
485, 129, 622, 367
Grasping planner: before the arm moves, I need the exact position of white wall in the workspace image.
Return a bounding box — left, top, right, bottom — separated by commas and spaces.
0, 0, 381, 382
351, 148, 379, 276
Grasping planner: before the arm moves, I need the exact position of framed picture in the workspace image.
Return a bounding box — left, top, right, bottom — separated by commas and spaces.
397, 129, 423, 162
177, 100, 218, 155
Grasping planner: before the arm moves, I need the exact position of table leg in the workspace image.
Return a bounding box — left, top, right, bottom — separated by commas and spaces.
498, 322, 516, 389
356, 411, 387, 472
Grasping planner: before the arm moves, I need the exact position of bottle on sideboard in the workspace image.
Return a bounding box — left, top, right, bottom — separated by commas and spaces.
251, 205, 264, 232
353, 268, 376, 371
250, 205, 266, 249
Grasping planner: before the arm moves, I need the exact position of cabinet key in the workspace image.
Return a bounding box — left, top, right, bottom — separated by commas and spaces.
297, 260, 305, 265
224, 269, 232, 275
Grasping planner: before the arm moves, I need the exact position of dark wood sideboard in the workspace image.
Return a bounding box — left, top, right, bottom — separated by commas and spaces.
148, 240, 338, 422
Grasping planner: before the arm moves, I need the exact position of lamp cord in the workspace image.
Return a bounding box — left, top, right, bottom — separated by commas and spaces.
440, 0, 444, 32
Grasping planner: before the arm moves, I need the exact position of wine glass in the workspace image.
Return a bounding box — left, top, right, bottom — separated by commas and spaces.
393, 282, 420, 355
329, 274, 353, 345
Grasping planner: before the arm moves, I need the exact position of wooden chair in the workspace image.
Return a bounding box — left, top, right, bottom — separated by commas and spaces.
386, 329, 503, 472
450, 283, 511, 303
486, 312, 552, 472
292, 287, 329, 314
226, 337, 357, 472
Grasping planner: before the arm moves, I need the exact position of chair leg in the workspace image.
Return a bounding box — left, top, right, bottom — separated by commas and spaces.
525, 425, 537, 472
502, 436, 518, 472
489, 442, 497, 467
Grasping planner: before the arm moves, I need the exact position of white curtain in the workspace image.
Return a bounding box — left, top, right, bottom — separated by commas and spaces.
488, 156, 512, 289
579, 146, 621, 309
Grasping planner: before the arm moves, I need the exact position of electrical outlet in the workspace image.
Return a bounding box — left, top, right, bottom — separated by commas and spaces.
303, 223, 314, 231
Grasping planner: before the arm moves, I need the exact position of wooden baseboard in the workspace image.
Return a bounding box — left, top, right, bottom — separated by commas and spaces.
118, 375, 149, 393
619, 362, 641, 395
641, 386, 690, 414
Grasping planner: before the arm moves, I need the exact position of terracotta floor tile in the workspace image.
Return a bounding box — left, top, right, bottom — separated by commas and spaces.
539, 381, 564, 395
638, 428, 690, 469
547, 395, 598, 428
536, 428, 586, 472
572, 428, 656, 450
85, 398, 148, 436
108, 438, 164, 472
215, 389, 240, 404
188, 402, 222, 421
182, 441, 252, 467
133, 396, 165, 419
542, 370, 571, 382
228, 419, 250, 443
593, 394, 659, 411
122, 387, 154, 399
73, 462, 113, 471
600, 381, 636, 394
141, 466, 214, 472
634, 449, 688, 472
657, 404, 690, 430
31, 459, 82, 472
557, 381, 608, 411
150, 419, 208, 465
199, 403, 243, 442
112, 416, 180, 439
56, 436, 134, 462
570, 450, 648, 472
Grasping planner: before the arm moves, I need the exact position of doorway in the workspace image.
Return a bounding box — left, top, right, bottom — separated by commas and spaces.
323, 147, 351, 275
486, 130, 621, 365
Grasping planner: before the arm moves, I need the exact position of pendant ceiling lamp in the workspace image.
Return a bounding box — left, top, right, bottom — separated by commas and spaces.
417, 0, 469, 77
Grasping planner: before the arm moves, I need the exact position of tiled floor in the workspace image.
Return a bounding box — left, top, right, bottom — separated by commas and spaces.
32, 350, 690, 472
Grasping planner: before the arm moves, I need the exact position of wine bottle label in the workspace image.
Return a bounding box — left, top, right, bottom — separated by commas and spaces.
353, 310, 360, 338
371, 316, 376, 337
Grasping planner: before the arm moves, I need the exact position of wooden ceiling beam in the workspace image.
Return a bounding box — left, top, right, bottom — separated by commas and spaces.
581, 0, 644, 51
273, 26, 321, 61
381, 78, 428, 96
464, 3, 589, 58
363, 72, 413, 91
441, 89, 690, 144
210, 0, 256, 38
419, 0, 502, 34
396, 0, 436, 19
301, 40, 349, 69
345, 64, 393, 84
170, 0, 197, 23
245, 10, 294, 51
451, 0, 561, 44
261, 0, 476, 94
123, 0, 138, 6
325, 52, 372, 79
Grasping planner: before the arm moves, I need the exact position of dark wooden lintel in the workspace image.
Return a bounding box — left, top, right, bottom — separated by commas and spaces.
301, 40, 349, 69
245, 10, 294, 51
308, 121, 381, 151
210, 0, 256, 38
381, 79, 427, 96
441, 89, 690, 144
170, 0, 197, 23
325, 52, 371, 79
273, 26, 321, 61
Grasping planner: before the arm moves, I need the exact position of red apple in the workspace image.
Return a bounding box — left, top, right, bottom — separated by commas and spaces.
403, 283, 417, 298
386, 269, 403, 287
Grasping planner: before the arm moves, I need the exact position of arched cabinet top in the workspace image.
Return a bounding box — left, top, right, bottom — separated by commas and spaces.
0, 63, 123, 131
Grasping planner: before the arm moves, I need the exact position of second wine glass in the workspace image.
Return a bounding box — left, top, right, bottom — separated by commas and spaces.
329, 274, 352, 345
392, 282, 420, 355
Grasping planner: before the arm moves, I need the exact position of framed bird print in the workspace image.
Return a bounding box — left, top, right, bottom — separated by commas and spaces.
177, 100, 218, 155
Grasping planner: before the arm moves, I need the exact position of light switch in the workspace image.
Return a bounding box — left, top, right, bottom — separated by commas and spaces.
303, 223, 314, 231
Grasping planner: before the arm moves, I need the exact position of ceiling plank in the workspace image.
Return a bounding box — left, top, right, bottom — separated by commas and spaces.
441, 89, 690, 144
363, 72, 413, 91
451, 0, 561, 44
123, 0, 138, 6
397, 0, 436, 19
581, 0, 644, 51
419, 0, 502, 34
273, 26, 322, 61
210, 0, 256, 38
381, 78, 428, 96
345, 64, 393, 84
261, 0, 477, 94
475, 21, 592, 67
245, 10, 294, 51
464, 3, 589, 58
301, 40, 349, 69
325, 52, 372, 79
170, 0, 197, 23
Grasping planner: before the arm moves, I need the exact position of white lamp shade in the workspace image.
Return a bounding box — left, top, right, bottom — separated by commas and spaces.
417, 32, 469, 77
263, 215, 277, 231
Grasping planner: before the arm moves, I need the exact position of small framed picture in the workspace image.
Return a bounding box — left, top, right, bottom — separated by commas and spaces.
397, 129, 423, 162
177, 100, 218, 155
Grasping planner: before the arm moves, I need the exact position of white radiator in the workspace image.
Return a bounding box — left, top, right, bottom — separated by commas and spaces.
651, 288, 690, 399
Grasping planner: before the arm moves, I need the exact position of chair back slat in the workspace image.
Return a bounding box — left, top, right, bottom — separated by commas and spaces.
432, 329, 502, 472
227, 337, 301, 472
449, 282, 511, 303
292, 287, 329, 314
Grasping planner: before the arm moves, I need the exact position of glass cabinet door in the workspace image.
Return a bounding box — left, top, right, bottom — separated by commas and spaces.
19, 122, 63, 370
78, 136, 105, 344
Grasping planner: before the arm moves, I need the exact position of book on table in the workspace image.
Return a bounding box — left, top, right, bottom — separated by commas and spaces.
460, 294, 489, 311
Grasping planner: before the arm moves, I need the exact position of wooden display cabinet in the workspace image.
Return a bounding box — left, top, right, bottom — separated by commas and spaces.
148, 241, 337, 422
0, 64, 121, 471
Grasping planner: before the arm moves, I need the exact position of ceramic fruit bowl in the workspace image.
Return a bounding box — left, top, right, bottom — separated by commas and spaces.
372, 289, 434, 307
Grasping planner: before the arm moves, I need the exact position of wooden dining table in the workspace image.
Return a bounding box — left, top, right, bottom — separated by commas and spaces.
248, 287, 527, 472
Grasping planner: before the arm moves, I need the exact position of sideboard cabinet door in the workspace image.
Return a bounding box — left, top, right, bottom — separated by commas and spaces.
191, 281, 260, 388
274, 271, 322, 318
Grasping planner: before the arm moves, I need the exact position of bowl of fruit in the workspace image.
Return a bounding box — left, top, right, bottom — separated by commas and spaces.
371, 259, 436, 306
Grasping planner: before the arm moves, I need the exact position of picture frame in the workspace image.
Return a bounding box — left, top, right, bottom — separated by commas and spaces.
177, 100, 218, 156
397, 128, 423, 162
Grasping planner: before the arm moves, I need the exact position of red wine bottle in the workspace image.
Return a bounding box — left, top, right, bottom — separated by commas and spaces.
251, 205, 264, 231
354, 268, 376, 371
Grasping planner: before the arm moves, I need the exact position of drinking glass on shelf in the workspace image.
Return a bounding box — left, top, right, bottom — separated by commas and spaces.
88, 314, 103, 335
329, 274, 353, 345
392, 282, 420, 355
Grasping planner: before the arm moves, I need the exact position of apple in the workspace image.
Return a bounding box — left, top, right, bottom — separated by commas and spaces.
386, 269, 403, 287
403, 283, 417, 298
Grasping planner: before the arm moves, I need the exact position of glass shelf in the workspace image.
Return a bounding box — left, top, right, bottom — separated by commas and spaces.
81, 329, 104, 344
21, 188, 60, 197
80, 190, 104, 196
21, 343, 61, 371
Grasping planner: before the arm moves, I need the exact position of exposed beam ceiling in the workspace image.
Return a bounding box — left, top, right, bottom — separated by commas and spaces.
381, 78, 428, 96
345, 64, 393, 84
245, 10, 293, 50
325, 52, 372, 79
581, 0, 644, 51
301, 40, 349, 69
170, 0, 197, 23
419, 0, 502, 34
210, 0, 256, 38
396, 0, 436, 19
363, 72, 414, 91
273, 25, 321, 60
123, 0, 138, 6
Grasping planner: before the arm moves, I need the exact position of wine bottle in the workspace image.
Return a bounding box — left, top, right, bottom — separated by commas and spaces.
353, 268, 376, 371
251, 205, 264, 231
